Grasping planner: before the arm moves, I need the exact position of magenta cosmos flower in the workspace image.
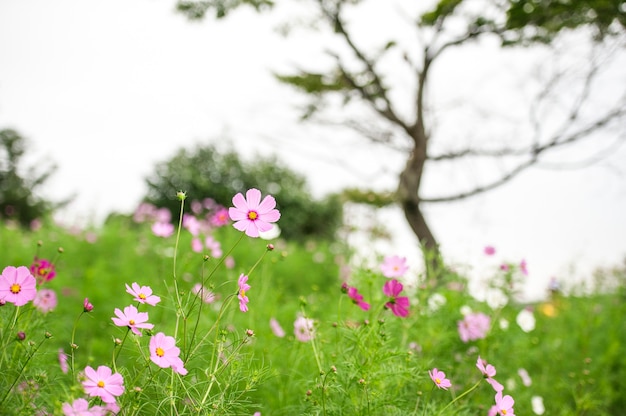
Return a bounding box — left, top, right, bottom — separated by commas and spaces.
476, 356, 504, 392
429, 368, 452, 390
494, 391, 515, 415
484, 246, 496, 256
149, 332, 188, 375
111, 304, 154, 336
380, 255, 409, 278
228, 188, 281, 238
238, 274, 251, 312
382, 279, 409, 317
347, 286, 370, 311
82, 365, 125, 403
30, 258, 56, 283
125, 282, 161, 306
457, 312, 491, 342
0, 266, 37, 306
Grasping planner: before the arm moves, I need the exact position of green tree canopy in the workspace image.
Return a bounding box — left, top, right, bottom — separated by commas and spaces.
0, 129, 61, 227
143, 143, 343, 241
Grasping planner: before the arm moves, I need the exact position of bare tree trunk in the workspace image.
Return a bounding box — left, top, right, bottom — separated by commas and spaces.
397, 145, 442, 281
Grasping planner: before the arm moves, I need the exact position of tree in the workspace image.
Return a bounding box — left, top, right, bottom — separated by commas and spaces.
0, 129, 61, 227
174, 0, 626, 278
143, 143, 343, 241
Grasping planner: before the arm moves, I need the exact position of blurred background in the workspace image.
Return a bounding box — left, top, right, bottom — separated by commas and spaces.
1, 0, 625, 300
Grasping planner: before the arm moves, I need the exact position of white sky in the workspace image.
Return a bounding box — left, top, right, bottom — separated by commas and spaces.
1, 0, 625, 301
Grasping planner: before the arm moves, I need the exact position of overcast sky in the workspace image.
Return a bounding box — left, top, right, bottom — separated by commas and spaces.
1, 0, 625, 301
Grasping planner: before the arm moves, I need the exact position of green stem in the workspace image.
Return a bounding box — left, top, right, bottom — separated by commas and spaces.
437, 379, 482, 415
0, 333, 48, 406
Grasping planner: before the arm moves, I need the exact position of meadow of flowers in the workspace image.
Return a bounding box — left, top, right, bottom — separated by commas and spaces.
1, 188, 625, 415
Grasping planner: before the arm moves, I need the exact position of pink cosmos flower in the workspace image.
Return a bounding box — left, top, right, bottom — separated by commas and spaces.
484, 246, 496, 256
192, 283, 217, 304
204, 236, 222, 258
149, 332, 188, 375
151, 221, 174, 238
500, 264, 510, 272
111, 305, 154, 336
33, 288, 58, 313
476, 356, 504, 392
82, 365, 125, 404
125, 282, 161, 306
183, 214, 202, 236
238, 274, 251, 312
520, 259, 528, 276
457, 312, 491, 342
58, 348, 69, 374
347, 286, 370, 311
429, 368, 452, 390
83, 297, 94, 312
228, 188, 281, 238
30, 258, 56, 283
270, 317, 286, 338
191, 237, 203, 253
380, 255, 409, 278
294, 316, 315, 342
0, 266, 37, 306
382, 279, 410, 318
62, 398, 104, 415
494, 391, 515, 415
211, 207, 230, 227
224, 256, 235, 269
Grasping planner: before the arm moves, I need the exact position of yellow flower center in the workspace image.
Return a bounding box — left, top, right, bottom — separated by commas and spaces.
139, 293, 147, 300
435, 378, 441, 384
247, 211, 258, 220
97, 380, 105, 388
156, 347, 165, 357
129, 319, 135, 325
502, 410, 507, 415
10, 283, 21, 294
240, 289, 246, 298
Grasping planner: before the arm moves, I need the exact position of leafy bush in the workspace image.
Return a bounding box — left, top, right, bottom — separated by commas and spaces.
143, 143, 343, 242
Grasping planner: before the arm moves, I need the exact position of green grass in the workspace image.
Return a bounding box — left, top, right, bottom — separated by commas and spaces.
1, 215, 624, 415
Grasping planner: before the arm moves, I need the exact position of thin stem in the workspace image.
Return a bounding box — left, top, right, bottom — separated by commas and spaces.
437, 379, 482, 415
0, 333, 48, 406
69, 310, 86, 377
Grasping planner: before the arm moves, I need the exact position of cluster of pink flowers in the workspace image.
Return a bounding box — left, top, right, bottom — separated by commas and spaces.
457, 311, 491, 342
429, 358, 516, 415
182, 198, 231, 255
475, 356, 516, 415
110, 282, 187, 377
134, 203, 175, 238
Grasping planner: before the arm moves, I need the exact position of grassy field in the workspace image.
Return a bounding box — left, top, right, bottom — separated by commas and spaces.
1, 208, 625, 415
